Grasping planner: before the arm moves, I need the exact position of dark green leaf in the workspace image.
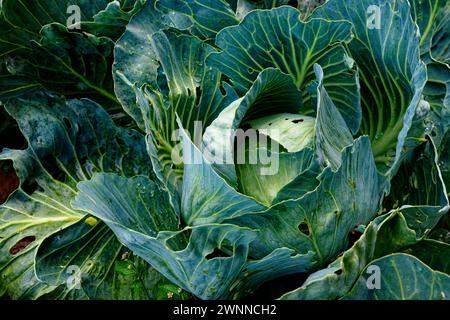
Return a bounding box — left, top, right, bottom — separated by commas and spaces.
343, 253, 450, 300
207, 7, 361, 133
313, 0, 427, 175
73, 173, 257, 300
0, 92, 151, 299
280, 211, 417, 300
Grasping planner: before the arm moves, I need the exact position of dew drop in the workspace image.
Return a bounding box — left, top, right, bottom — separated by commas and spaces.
416, 99, 430, 117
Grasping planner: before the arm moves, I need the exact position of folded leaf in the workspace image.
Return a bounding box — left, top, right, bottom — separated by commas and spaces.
202, 68, 302, 186
429, 1, 450, 64
410, 0, 448, 56
82, 0, 146, 40
114, 11, 237, 201
343, 253, 450, 300
236, 144, 318, 206
0, 0, 143, 105
314, 64, 353, 170
313, 0, 427, 175
207, 6, 361, 133
228, 137, 384, 275
73, 173, 257, 300
0, 92, 152, 299
385, 137, 449, 237
404, 239, 450, 274
180, 120, 266, 225
36, 217, 168, 300
280, 210, 417, 300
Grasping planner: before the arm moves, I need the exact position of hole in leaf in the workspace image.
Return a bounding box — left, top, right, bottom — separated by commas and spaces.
219, 85, 227, 96
22, 180, 38, 196
195, 86, 202, 106
334, 269, 343, 275
205, 248, 231, 260
9, 236, 36, 255
219, 74, 232, 96
292, 119, 304, 124
63, 117, 72, 130
166, 230, 190, 252
298, 220, 310, 236
348, 227, 363, 246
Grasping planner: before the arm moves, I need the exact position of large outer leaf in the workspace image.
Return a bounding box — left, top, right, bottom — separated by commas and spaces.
0, 22, 118, 107
405, 239, 450, 274
29, 24, 117, 107
0, 92, 153, 299
36, 212, 168, 300
156, 0, 291, 29
281, 138, 449, 300
180, 120, 266, 225
0, 0, 139, 48
0, 189, 80, 299
0, 0, 140, 104
0, 60, 40, 99
155, 0, 238, 40
409, 0, 450, 151
207, 6, 361, 134
73, 173, 257, 300
384, 138, 449, 237
114, 2, 238, 203
112, 0, 169, 128
409, 0, 447, 56
313, 0, 427, 175
280, 211, 417, 300
343, 253, 450, 300
228, 137, 384, 276
430, 1, 450, 64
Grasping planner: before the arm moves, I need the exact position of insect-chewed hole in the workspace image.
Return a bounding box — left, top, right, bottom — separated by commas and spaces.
292, 119, 304, 124
22, 181, 38, 196
298, 220, 310, 236
348, 227, 363, 246
165, 230, 190, 252
9, 236, 36, 255
205, 248, 232, 260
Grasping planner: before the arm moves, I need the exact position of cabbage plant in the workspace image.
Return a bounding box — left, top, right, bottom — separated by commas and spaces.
0, 0, 449, 300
